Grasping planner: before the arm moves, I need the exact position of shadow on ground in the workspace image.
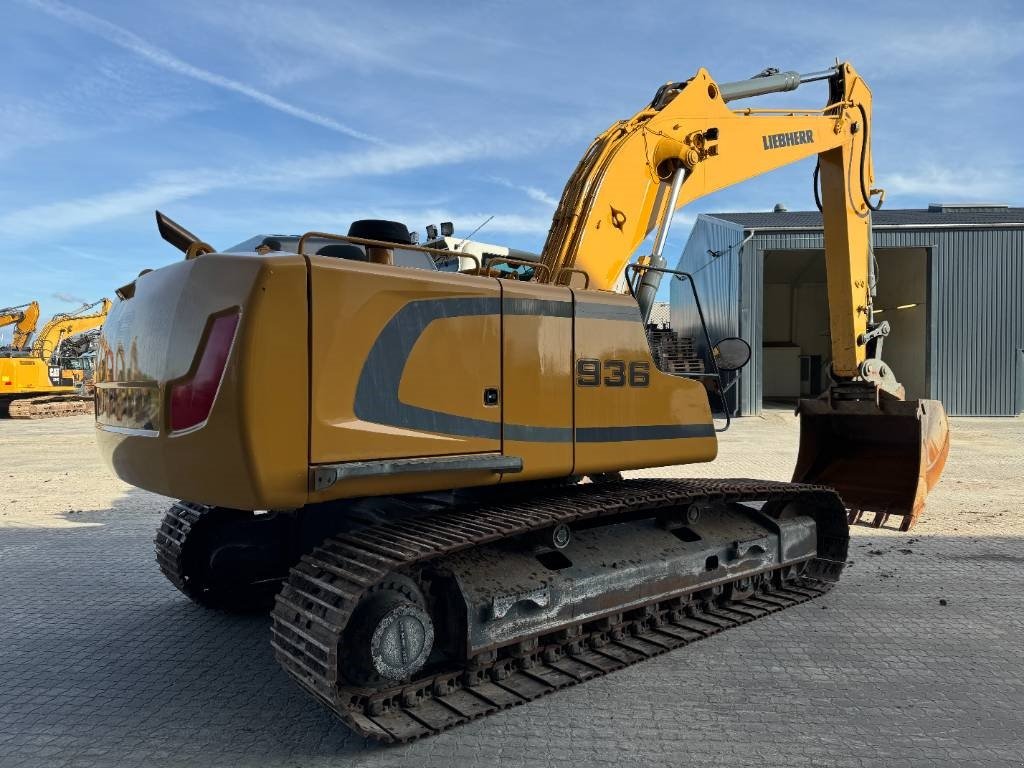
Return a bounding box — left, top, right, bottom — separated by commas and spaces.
2, 487, 1024, 767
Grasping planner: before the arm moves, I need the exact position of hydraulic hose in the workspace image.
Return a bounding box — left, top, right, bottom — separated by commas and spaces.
812, 104, 882, 213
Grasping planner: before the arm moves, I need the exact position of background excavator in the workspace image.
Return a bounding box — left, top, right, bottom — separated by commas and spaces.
1, 298, 112, 418
94, 61, 948, 742
0, 301, 40, 351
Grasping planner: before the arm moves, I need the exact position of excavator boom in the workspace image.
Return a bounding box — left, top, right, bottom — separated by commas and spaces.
537, 62, 947, 529
0, 301, 40, 350
30, 299, 113, 358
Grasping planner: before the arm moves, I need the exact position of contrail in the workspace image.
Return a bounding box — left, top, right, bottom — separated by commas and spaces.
52, 291, 89, 305
19, 0, 382, 144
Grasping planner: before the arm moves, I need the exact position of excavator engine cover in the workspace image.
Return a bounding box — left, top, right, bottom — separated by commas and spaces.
794, 386, 949, 531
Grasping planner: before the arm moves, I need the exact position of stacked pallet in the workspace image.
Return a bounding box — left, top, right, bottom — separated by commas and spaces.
648, 328, 706, 375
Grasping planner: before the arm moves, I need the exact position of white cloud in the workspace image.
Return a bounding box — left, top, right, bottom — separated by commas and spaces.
0, 101, 80, 158
0, 131, 563, 239
19, 0, 381, 144
884, 163, 1015, 201
55, 245, 122, 265
0, 57, 214, 159
190, 2, 486, 88
52, 291, 89, 305
876, 19, 1024, 66
489, 177, 560, 208
723, 7, 1024, 71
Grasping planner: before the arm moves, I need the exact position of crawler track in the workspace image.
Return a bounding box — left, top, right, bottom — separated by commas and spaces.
270, 478, 848, 743
155, 502, 278, 610
1, 394, 93, 419
154, 502, 207, 602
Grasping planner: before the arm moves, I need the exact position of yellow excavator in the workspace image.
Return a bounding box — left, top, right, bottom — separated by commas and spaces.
0, 301, 40, 351
1, 298, 112, 418
95, 62, 948, 742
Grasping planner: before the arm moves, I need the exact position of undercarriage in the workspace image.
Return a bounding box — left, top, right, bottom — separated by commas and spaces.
0, 393, 94, 419
155, 478, 848, 743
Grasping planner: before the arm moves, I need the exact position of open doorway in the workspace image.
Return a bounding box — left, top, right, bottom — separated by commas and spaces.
761, 247, 929, 406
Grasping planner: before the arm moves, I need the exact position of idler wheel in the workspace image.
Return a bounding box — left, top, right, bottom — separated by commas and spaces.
342, 574, 434, 686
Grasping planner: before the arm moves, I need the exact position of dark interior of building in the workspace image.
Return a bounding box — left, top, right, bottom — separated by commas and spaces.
761, 247, 929, 405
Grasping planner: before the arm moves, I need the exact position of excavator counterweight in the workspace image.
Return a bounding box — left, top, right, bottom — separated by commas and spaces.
94, 60, 946, 741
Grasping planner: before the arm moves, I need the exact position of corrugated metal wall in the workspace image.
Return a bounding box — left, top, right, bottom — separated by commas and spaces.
670, 215, 744, 412
925, 227, 1024, 415
676, 219, 1024, 416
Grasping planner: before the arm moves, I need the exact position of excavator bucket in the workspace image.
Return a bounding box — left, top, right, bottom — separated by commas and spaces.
793, 388, 949, 532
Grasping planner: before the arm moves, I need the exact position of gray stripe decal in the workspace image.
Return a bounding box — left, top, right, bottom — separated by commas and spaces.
575, 424, 715, 442
354, 296, 503, 439
575, 302, 643, 322
504, 423, 573, 442
505, 298, 573, 318
352, 295, 706, 444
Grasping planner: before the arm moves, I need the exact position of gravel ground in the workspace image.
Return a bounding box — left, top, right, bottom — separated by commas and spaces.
1, 412, 1022, 767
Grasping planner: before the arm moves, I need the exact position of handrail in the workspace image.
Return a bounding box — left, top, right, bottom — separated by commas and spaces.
297, 231, 482, 271
624, 262, 734, 432
553, 267, 591, 289
483, 257, 551, 283
732, 99, 851, 117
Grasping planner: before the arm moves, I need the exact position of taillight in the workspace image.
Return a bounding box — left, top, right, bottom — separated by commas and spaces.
168, 311, 239, 432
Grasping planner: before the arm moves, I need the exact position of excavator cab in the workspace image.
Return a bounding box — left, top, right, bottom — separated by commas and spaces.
795, 385, 949, 531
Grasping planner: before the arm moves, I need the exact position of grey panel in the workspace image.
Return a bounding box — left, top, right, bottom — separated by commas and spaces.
575, 302, 642, 322
923, 227, 1022, 415
670, 215, 747, 413
575, 423, 715, 441
505, 298, 572, 318
504, 424, 572, 442
740, 242, 763, 416
1016, 349, 1024, 415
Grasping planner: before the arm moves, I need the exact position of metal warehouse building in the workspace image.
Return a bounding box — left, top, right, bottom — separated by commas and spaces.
670, 204, 1024, 417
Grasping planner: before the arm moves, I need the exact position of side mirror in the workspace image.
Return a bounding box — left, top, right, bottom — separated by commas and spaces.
713, 337, 751, 371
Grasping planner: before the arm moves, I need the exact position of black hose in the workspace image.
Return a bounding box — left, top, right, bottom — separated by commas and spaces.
813, 160, 823, 212
857, 103, 883, 211
811, 105, 882, 213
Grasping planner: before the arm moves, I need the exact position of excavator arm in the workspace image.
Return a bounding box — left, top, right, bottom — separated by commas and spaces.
31, 299, 113, 359
540, 64, 877, 374
539, 62, 948, 529
0, 301, 40, 350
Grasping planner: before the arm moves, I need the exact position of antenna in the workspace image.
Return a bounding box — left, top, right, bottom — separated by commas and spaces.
455, 215, 494, 251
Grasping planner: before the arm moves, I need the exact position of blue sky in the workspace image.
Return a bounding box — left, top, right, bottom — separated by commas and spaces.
2, 0, 1022, 327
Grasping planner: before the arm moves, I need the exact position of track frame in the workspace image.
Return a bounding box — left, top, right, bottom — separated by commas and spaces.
269, 478, 848, 742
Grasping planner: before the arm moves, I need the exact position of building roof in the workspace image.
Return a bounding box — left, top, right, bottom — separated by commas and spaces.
708, 204, 1024, 230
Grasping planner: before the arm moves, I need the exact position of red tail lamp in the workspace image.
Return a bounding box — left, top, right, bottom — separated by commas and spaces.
169, 311, 239, 431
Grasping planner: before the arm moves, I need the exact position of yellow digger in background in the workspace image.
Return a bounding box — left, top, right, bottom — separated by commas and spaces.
0, 301, 40, 351
1, 299, 112, 418
95, 61, 947, 742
